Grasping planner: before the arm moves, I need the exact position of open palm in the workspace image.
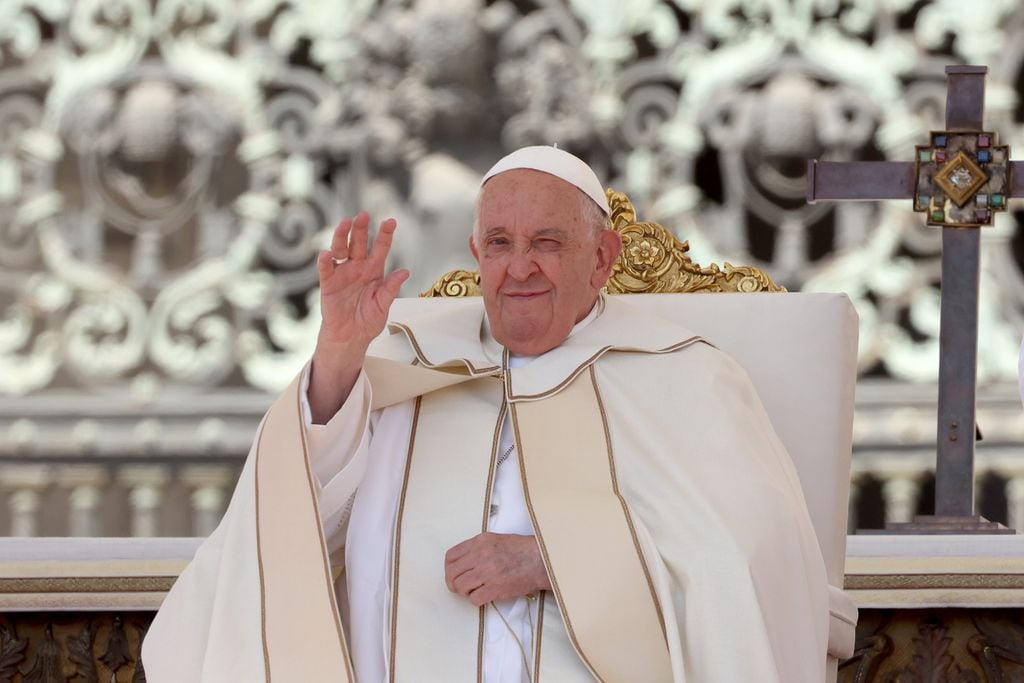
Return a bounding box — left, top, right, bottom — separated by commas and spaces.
316, 212, 410, 350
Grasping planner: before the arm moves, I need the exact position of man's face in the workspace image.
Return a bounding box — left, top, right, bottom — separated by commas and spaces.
469, 169, 621, 356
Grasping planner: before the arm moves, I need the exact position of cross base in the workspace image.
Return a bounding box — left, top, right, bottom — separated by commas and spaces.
859, 515, 1017, 535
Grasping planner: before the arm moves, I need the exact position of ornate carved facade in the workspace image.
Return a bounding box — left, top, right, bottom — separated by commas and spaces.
1, 1, 1023, 535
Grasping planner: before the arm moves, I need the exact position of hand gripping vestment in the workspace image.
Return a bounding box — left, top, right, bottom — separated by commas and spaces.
142, 294, 830, 682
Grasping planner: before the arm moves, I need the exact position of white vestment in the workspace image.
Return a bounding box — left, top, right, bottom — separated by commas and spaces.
143, 294, 830, 682
314, 305, 601, 683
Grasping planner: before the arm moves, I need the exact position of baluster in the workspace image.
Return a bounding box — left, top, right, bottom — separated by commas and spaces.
4, 466, 50, 537
847, 474, 862, 533
882, 473, 922, 524
118, 466, 170, 537
1005, 474, 1024, 532
59, 466, 108, 537
181, 466, 234, 536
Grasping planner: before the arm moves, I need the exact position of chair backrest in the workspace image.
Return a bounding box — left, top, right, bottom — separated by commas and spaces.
610, 292, 858, 586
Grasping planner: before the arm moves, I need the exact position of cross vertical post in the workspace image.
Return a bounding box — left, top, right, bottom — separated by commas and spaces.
934, 67, 984, 520
807, 65, 1016, 533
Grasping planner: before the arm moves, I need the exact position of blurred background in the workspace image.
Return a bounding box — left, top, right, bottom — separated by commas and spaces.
0, 0, 1023, 537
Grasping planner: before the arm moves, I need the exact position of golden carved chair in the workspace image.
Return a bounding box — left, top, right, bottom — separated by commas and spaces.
422, 190, 785, 297
416, 189, 856, 681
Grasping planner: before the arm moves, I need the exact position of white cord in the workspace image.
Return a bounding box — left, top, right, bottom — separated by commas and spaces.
489, 598, 535, 682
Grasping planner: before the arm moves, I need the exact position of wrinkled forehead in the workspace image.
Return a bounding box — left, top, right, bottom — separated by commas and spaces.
476, 171, 591, 235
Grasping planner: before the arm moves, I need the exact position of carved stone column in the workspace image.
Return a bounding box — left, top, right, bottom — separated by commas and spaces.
1006, 474, 1024, 532
180, 466, 234, 536
58, 466, 109, 537
882, 473, 922, 524
3, 466, 51, 537
848, 474, 863, 533
118, 466, 170, 537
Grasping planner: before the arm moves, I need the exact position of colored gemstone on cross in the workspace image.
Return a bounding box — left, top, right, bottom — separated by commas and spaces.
976, 194, 988, 207
916, 195, 930, 210
978, 134, 991, 148
935, 150, 947, 163
919, 150, 933, 163
992, 149, 1005, 163
977, 150, 991, 163
934, 135, 948, 147
975, 209, 990, 223
931, 209, 945, 222
991, 193, 1005, 208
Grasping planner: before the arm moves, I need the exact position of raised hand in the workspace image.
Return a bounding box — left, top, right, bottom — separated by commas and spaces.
308, 212, 410, 423
316, 212, 409, 349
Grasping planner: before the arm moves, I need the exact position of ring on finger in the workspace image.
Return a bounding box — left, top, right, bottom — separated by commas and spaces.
331, 256, 348, 266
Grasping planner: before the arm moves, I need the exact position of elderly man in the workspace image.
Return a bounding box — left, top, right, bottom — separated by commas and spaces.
143, 147, 829, 682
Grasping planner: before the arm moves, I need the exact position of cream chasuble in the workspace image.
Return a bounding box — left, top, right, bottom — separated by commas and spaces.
143, 294, 830, 682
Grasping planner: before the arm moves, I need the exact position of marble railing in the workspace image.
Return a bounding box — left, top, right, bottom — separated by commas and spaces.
1, 382, 1021, 537
0, 464, 240, 538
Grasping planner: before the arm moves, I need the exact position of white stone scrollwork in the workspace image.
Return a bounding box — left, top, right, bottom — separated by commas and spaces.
1, 0, 1024, 536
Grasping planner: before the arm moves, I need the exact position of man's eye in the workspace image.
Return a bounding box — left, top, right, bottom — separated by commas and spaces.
487, 238, 509, 247
534, 239, 560, 251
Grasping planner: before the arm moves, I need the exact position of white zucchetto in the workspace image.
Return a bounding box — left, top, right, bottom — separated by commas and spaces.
481, 145, 610, 215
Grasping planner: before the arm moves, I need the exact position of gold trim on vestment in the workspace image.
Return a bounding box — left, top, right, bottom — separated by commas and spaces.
589, 366, 666, 638
294, 383, 355, 681
511, 371, 674, 682
504, 338, 703, 402
510, 406, 602, 679
533, 591, 546, 683
254, 424, 272, 681
389, 321, 501, 375
254, 377, 354, 682
388, 379, 504, 681
388, 396, 422, 682
477, 393, 508, 683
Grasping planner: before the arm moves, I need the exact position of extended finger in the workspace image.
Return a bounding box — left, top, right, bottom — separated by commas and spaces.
372, 269, 409, 313
330, 218, 352, 257
368, 218, 398, 267
349, 211, 371, 261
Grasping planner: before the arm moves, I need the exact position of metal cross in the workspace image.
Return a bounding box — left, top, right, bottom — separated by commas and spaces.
807, 65, 1018, 534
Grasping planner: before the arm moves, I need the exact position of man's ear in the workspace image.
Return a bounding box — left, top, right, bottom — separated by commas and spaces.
469, 234, 480, 263
592, 229, 622, 289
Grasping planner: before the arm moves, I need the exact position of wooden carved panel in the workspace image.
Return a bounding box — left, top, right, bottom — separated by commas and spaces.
840, 608, 1024, 682
0, 613, 151, 683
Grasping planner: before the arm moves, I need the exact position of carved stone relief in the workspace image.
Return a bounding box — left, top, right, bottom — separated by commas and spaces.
1, 1, 1024, 535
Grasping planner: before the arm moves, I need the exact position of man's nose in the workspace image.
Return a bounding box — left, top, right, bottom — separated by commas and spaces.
506, 250, 539, 280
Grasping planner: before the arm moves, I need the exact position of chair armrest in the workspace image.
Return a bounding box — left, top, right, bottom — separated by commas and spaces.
827, 584, 858, 659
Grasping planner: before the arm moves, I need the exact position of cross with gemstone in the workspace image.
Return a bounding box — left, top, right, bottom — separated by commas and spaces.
807, 65, 1018, 534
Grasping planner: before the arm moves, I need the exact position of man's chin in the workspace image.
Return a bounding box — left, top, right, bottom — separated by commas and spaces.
493, 321, 571, 356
